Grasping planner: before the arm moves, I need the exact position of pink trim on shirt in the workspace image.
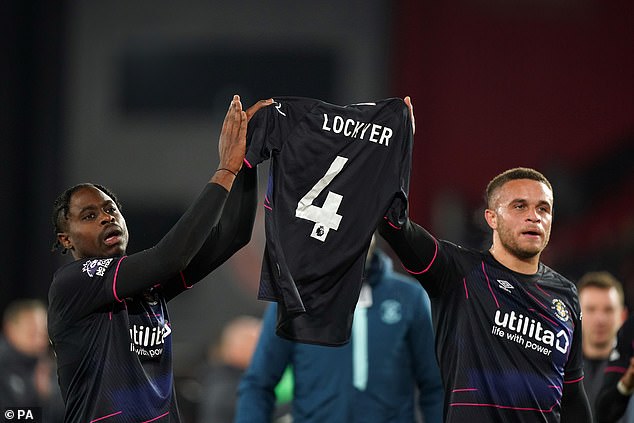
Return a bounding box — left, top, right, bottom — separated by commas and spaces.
264, 203, 273, 211
605, 366, 627, 374
481, 261, 500, 308
463, 278, 469, 299
402, 237, 438, 275
180, 271, 193, 289
453, 388, 478, 392
449, 401, 557, 413
140, 411, 169, 423
90, 411, 123, 423
526, 290, 548, 311
243, 158, 253, 168
564, 376, 584, 384
383, 216, 402, 230
112, 256, 128, 302
534, 283, 551, 297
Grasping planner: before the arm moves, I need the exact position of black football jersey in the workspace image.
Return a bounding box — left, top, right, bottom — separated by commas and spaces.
422, 241, 584, 422
245, 97, 413, 345
48, 257, 182, 422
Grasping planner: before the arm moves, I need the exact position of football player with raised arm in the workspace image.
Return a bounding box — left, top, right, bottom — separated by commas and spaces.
48, 96, 271, 423
378, 97, 592, 422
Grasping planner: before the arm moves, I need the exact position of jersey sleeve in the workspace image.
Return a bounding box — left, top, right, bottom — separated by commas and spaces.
563, 283, 585, 382
162, 166, 259, 300
112, 183, 228, 300
379, 218, 462, 298
49, 258, 123, 322
384, 99, 414, 229
244, 97, 318, 168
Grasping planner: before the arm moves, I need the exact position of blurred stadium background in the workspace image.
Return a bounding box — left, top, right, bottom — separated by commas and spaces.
2, 0, 633, 417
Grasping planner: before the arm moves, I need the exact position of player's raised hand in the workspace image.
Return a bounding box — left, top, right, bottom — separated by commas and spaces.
404, 96, 415, 135
217, 95, 248, 176
212, 96, 273, 189
620, 357, 634, 393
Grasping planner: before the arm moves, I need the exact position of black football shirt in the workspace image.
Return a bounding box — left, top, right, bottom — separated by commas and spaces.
245, 97, 413, 345
48, 257, 185, 422
432, 245, 583, 422
380, 220, 585, 422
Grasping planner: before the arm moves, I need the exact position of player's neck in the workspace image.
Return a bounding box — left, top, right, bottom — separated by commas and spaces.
488, 245, 540, 275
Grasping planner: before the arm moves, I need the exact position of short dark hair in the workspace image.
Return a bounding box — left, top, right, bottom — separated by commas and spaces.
577, 271, 625, 306
485, 167, 553, 209
51, 183, 122, 254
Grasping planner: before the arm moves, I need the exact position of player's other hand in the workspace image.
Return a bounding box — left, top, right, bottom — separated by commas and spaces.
217, 95, 248, 175
246, 98, 273, 123
621, 357, 634, 392
404, 96, 415, 135
217, 96, 273, 173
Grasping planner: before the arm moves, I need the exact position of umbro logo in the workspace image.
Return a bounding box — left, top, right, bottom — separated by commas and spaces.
497, 279, 514, 293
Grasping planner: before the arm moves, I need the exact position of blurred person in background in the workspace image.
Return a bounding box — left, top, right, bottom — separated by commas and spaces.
596, 314, 634, 423
577, 271, 628, 421
0, 299, 64, 421
235, 236, 444, 423
197, 315, 262, 423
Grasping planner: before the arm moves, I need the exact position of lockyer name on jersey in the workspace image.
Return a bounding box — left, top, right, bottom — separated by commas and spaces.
321, 113, 393, 146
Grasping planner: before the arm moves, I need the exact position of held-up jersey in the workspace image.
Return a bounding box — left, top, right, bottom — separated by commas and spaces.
48, 257, 187, 423
245, 97, 413, 345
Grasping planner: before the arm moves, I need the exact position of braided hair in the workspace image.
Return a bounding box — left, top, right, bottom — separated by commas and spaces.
51, 183, 122, 254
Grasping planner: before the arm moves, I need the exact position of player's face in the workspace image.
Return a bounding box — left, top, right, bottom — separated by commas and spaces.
488, 179, 553, 260
579, 286, 624, 350
57, 186, 129, 260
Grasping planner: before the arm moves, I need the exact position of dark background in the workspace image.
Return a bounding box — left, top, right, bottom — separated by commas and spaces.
2, 0, 633, 411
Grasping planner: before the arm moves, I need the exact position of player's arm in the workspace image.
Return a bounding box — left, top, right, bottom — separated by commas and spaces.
560, 380, 591, 423
235, 304, 293, 423
175, 100, 272, 289
559, 290, 591, 422
173, 167, 257, 287
378, 218, 444, 297
378, 95, 449, 296
113, 96, 249, 299
596, 317, 634, 423
596, 363, 633, 423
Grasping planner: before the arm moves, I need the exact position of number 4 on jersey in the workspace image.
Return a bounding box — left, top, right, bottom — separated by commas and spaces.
295, 156, 348, 242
